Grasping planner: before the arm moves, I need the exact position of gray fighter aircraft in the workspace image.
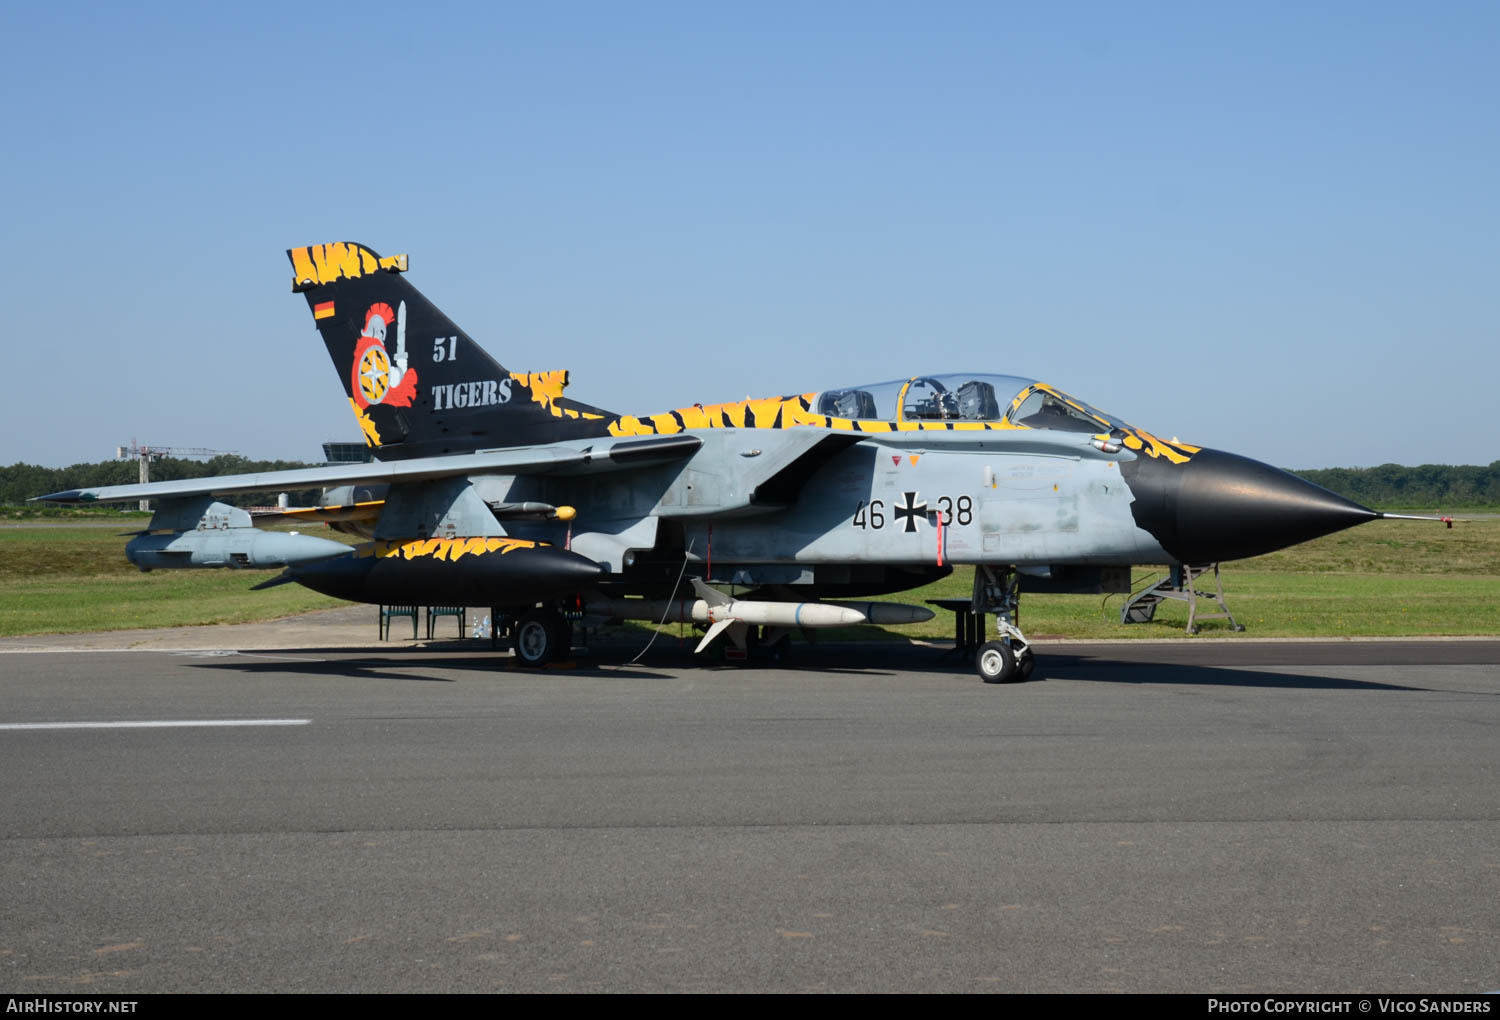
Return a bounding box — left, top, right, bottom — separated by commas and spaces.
40, 242, 1408, 682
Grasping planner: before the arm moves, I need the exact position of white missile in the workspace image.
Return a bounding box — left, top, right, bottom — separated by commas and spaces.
822, 601, 935, 626
584, 579, 934, 653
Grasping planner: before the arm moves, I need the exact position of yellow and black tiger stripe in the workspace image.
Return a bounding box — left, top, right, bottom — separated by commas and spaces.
600, 384, 1199, 464
354, 537, 542, 562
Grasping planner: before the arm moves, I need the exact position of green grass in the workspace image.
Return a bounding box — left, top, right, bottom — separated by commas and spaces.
1, 518, 1496, 639
0, 526, 351, 637
1023, 571, 1500, 639
2, 506, 151, 521
1233, 518, 1500, 575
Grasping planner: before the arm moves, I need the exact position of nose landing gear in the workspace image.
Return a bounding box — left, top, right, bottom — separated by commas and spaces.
973, 566, 1034, 684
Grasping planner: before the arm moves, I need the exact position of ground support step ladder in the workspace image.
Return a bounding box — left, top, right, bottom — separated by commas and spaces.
1120, 563, 1245, 634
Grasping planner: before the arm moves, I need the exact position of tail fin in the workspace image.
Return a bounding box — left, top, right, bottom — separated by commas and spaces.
288, 242, 616, 458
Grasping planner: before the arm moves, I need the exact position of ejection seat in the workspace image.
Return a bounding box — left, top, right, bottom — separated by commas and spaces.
817, 389, 878, 419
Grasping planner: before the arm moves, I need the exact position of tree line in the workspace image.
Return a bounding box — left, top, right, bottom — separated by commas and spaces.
1291, 462, 1500, 509
1, 456, 323, 509
3, 457, 1498, 511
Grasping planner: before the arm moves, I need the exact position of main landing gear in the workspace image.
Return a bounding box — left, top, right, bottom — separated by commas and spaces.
509, 607, 573, 667
972, 566, 1034, 684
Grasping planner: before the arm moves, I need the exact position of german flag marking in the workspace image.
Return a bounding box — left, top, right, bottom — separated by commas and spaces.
314, 301, 336, 320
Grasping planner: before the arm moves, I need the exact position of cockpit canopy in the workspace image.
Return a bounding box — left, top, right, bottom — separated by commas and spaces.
812, 373, 1131, 432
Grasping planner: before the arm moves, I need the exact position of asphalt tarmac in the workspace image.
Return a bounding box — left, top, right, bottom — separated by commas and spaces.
2, 622, 1498, 993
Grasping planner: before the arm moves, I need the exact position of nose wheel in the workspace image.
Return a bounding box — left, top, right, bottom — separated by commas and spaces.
976, 641, 1014, 683
976, 639, 1033, 684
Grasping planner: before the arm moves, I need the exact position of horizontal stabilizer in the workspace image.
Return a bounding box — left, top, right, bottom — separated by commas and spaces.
126, 528, 351, 570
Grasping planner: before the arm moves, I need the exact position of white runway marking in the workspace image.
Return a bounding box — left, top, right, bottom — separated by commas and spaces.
0, 719, 311, 731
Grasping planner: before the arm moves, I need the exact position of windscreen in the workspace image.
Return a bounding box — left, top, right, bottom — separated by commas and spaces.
1007, 386, 1131, 433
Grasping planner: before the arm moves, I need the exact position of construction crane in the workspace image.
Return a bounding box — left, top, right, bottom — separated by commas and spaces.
116, 442, 237, 511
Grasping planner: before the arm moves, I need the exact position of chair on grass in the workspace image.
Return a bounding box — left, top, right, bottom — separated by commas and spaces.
426, 605, 466, 640
379, 604, 418, 640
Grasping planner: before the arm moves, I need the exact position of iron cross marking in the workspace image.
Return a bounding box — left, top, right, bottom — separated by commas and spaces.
894, 491, 928, 533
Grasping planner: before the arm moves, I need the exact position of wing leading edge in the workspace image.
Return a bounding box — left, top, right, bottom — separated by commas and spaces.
36, 435, 703, 505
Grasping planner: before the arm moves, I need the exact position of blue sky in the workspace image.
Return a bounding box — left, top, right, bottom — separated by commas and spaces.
3, 2, 1495, 469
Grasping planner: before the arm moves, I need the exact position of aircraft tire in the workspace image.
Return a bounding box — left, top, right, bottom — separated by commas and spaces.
513, 609, 563, 666
976, 641, 1017, 684
1017, 648, 1035, 681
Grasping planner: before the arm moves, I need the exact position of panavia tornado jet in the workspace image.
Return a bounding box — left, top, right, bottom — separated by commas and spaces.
40, 242, 1410, 682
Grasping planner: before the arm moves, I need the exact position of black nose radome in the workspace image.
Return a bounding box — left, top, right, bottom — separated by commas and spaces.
1120, 448, 1378, 563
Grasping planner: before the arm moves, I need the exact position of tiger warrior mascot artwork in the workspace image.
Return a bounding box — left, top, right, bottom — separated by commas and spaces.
351, 301, 418, 410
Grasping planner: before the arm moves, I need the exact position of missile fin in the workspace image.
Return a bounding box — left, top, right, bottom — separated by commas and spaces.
695, 618, 736, 653
690, 578, 732, 608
